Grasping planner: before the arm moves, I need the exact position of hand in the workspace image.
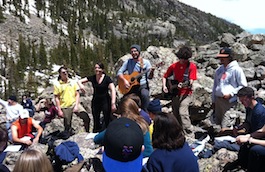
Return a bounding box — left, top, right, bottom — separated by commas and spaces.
111, 104, 117, 112
73, 105, 78, 113
23, 140, 32, 145
33, 137, 39, 144
79, 85, 86, 93
163, 86, 168, 93
124, 80, 130, 89
236, 134, 250, 144
58, 109, 64, 117
223, 94, 231, 99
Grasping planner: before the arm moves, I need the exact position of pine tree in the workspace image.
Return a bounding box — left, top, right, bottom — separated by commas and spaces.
38, 36, 47, 70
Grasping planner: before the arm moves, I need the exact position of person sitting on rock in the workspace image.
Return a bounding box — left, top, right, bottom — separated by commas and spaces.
226, 124, 265, 171
147, 99, 162, 140
11, 109, 43, 146
35, 98, 58, 129
233, 86, 265, 136
21, 94, 35, 117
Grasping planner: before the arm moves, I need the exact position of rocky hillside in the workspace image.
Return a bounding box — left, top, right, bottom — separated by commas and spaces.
0, 0, 244, 98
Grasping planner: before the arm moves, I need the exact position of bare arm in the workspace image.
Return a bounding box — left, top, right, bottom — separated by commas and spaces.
77, 77, 89, 93
109, 83, 117, 112
35, 99, 46, 112
32, 119, 43, 144
73, 91, 80, 113
162, 77, 168, 93
11, 125, 32, 145
54, 95, 63, 117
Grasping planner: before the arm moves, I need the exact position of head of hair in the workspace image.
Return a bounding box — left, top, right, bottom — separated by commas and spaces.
57, 66, 72, 80
124, 93, 141, 107
13, 149, 53, 172
96, 62, 105, 70
175, 46, 192, 60
152, 112, 185, 150
118, 97, 148, 134
237, 86, 255, 98
45, 98, 55, 107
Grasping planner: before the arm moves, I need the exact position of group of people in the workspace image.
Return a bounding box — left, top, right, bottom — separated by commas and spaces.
1, 43, 265, 172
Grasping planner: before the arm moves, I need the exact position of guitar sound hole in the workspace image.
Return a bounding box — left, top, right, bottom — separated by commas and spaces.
131, 77, 135, 82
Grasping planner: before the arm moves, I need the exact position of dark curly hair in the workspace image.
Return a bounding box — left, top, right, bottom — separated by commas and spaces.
175, 46, 192, 60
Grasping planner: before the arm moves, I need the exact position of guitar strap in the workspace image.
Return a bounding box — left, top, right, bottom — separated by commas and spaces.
140, 58, 144, 72
183, 61, 190, 82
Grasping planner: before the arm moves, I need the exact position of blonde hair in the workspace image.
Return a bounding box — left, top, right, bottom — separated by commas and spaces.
13, 148, 53, 172
118, 97, 149, 134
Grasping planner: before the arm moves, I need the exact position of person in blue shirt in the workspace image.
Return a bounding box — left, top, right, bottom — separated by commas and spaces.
233, 86, 265, 135
21, 94, 35, 117
117, 44, 154, 111
146, 112, 199, 172
94, 97, 153, 157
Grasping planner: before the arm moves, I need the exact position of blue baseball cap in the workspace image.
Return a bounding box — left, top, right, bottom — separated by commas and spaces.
103, 117, 144, 172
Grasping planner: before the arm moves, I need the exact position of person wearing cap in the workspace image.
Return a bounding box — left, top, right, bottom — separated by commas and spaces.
54, 66, 90, 133
11, 109, 43, 146
147, 99, 162, 139
0, 95, 24, 140
117, 44, 155, 111
102, 117, 144, 172
233, 86, 265, 136
146, 112, 199, 172
212, 47, 247, 129
162, 46, 197, 136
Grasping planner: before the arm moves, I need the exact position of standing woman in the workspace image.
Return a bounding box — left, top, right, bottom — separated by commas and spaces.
78, 62, 116, 132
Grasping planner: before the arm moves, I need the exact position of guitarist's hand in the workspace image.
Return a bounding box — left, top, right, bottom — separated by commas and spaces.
124, 79, 130, 89
163, 86, 169, 93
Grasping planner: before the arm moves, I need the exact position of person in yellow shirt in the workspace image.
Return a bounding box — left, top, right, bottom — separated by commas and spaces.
53, 66, 90, 133
147, 99, 162, 140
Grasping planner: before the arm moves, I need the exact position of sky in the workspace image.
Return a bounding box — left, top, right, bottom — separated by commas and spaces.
180, 0, 265, 34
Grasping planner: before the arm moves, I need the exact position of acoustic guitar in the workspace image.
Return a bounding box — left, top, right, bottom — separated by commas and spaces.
118, 61, 165, 95
162, 79, 190, 99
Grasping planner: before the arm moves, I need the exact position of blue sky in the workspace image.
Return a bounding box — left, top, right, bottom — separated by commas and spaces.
180, 0, 265, 34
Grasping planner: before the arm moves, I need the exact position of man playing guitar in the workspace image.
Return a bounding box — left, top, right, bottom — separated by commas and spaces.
117, 44, 154, 111
162, 46, 197, 137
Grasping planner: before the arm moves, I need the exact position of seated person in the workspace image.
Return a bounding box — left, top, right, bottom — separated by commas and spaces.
233, 87, 265, 136
147, 99, 162, 140
125, 93, 151, 125
11, 109, 43, 146
21, 95, 35, 117
146, 112, 199, 172
231, 124, 265, 171
94, 97, 153, 157
35, 98, 58, 129
102, 117, 144, 172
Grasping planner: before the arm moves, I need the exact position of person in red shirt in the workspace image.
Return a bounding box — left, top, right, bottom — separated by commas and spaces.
11, 109, 43, 146
162, 46, 197, 136
35, 98, 58, 129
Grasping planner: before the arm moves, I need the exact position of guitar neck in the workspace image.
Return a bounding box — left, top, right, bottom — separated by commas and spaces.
134, 69, 150, 80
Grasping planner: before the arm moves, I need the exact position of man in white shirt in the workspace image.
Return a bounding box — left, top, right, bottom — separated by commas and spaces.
0, 95, 24, 140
